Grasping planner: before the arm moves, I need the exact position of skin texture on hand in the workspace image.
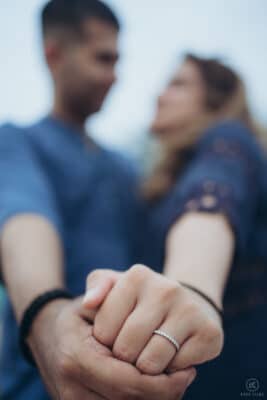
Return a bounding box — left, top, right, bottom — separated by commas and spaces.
82, 265, 224, 376
28, 296, 196, 400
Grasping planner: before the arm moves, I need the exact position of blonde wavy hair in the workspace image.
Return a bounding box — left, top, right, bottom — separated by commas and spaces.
143, 53, 265, 201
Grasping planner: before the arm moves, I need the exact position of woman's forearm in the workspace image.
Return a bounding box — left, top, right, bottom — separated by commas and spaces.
0, 214, 64, 323
163, 212, 235, 308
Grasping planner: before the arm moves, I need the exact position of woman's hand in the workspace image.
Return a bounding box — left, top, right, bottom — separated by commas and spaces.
29, 296, 196, 400
82, 264, 224, 376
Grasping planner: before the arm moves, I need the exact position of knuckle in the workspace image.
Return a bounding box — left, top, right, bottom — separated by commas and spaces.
159, 282, 179, 302
198, 328, 212, 344
197, 323, 224, 360
182, 301, 199, 318
93, 322, 113, 346
201, 321, 223, 343
86, 269, 100, 285
213, 342, 224, 358
209, 325, 224, 355
113, 343, 134, 362
210, 323, 223, 341
129, 264, 150, 281
136, 356, 162, 375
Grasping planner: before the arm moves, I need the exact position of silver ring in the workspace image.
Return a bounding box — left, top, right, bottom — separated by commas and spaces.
153, 329, 180, 352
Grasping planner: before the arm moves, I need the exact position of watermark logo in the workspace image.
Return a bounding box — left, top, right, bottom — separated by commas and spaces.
246, 379, 260, 393
240, 378, 264, 397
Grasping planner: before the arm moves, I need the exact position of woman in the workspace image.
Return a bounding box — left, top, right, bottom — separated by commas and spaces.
83, 54, 267, 397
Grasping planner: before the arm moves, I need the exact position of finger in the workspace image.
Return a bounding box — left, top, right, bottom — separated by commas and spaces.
112, 299, 166, 365
140, 367, 197, 400
92, 274, 137, 347
139, 367, 197, 400
78, 334, 197, 400
79, 306, 98, 323
166, 332, 220, 371
135, 312, 194, 375
74, 295, 97, 323
170, 367, 198, 399
83, 269, 123, 309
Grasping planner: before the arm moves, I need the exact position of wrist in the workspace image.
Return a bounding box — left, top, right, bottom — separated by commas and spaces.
19, 289, 73, 368
28, 298, 71, 344
172, 278, 223, 309
27, 298, 72, 368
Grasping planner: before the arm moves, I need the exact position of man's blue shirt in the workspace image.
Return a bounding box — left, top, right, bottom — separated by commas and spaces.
0, 116, 140, 399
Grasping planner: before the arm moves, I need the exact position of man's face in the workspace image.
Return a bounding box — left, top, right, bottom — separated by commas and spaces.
48, 18, 119, 119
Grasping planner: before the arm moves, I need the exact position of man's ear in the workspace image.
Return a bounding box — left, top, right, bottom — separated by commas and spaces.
44, 38, 63, 70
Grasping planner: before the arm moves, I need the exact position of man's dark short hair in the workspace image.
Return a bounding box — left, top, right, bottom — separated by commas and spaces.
41, 0, 120, 41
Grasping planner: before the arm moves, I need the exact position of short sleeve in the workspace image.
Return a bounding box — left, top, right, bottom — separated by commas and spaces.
0, 124, 63, 237
165, 120, 264, 254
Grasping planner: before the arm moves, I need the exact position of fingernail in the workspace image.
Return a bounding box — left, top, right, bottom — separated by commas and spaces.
83, 288, 101, 304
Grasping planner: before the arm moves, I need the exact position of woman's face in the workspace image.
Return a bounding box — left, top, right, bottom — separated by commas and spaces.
151, 60, 207, 138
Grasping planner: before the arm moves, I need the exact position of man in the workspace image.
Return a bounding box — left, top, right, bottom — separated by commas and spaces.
0, 1, 194, 399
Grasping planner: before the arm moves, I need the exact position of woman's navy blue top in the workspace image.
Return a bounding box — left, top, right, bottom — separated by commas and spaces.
141, 119, 267, 323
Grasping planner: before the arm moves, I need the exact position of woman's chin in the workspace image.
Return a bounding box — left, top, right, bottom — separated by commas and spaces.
151, 130, 175, 146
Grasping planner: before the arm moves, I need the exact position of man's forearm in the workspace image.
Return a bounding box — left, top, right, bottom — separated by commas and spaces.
0, 214, 64, 323
163, 212, 235, 308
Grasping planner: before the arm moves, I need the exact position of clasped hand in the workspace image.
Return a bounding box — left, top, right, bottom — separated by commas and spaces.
82, 264, 224, 376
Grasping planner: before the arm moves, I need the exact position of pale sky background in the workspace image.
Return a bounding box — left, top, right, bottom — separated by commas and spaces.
0, 0, 266, 152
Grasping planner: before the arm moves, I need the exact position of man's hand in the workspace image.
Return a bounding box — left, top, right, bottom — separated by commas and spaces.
28, 297, 196, 400
82, 265, 223, 376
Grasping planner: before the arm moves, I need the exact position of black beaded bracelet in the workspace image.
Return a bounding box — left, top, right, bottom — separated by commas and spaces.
19, 288, 74, 367
178, 281, 224, 320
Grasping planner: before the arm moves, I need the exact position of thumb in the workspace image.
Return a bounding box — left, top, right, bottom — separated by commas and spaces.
82, 269, 123, 309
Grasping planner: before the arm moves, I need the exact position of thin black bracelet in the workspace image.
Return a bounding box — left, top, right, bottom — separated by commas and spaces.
178, 281, 224, 320
19, 288, 74, 367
